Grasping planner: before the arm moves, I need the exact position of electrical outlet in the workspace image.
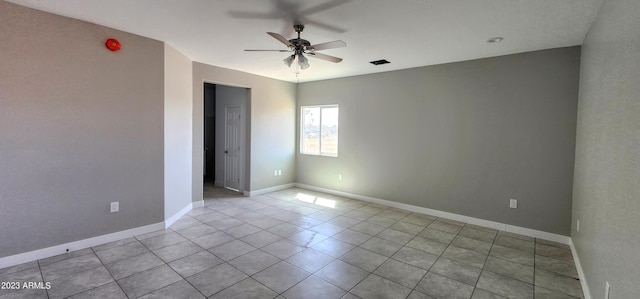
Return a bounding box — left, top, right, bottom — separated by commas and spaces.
338, 174, 343, 181
605, 281, 610, 299
110, 202, 119, 213
509, 199, 518, 209
577, 220, 580, 232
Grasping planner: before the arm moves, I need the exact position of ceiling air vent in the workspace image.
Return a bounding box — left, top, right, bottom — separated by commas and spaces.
370, 59, 390, 65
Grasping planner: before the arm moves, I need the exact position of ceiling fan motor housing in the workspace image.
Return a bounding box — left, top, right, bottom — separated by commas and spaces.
290, 25, 313, 52
290, 39, 312, 51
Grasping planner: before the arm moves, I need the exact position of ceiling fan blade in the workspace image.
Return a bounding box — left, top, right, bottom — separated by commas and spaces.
228, 11, 281, 19
279, 23, 295, 40
305, 18, 348, 33
267, 32, 293, 47
300, 0, 352, 16
309, 52, 343, 63
310, 40, 346, 51
244, 49, 291, 52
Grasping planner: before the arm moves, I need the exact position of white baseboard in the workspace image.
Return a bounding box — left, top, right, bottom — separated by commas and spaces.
192, 200, 204, 208
245, 183, 296, 197
570, 239, 591, 299
295, 183, 571, 244
164, 202, 193, 229
0, 222, 165, 269
503, 224, 570, 244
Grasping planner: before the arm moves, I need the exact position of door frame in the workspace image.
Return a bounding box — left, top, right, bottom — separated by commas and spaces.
200, 82, 250, 195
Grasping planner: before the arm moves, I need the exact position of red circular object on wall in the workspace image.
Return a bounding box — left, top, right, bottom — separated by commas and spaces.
105, 38, 121, 51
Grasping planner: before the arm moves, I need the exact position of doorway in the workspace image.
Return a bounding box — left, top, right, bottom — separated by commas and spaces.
203, 83, 215, 185
203, 83, 248, 194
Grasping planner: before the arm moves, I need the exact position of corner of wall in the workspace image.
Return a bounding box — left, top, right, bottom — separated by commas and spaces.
569, 238, 592, 299
164, 43, 194, 221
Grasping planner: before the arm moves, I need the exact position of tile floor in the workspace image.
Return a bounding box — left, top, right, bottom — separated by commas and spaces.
0, 187, 584, 298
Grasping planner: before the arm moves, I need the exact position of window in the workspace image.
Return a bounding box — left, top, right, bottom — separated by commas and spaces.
301, 105, 339, 156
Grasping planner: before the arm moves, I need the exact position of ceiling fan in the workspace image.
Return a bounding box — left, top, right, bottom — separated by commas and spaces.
245, 24, 346, 70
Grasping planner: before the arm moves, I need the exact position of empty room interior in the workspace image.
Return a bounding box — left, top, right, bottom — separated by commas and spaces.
0, 0, 638, 298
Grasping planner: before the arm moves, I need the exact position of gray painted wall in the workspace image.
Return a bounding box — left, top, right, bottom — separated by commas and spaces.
297, 47, 580, 235
0, 2, 164, 257
164, 43, 193, 220
192, 63, 296, 202
572, 0, 640, 297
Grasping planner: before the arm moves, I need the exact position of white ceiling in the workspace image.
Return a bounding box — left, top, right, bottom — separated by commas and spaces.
7, 0, 604, 83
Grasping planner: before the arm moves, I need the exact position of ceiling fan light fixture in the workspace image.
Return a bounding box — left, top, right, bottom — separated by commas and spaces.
298, 53, 310, 69
283, 54, 295, 67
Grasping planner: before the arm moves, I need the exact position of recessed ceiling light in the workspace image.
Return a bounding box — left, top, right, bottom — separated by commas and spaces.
370, 59, 390, 65
487, 37, 504, 43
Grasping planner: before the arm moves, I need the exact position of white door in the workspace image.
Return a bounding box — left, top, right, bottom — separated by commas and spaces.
224, 106, 242, 191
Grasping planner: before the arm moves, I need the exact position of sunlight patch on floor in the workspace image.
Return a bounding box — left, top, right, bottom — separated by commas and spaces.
295, 192, 336, 208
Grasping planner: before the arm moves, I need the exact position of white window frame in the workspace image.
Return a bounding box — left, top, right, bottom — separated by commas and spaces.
300, 104, 339, 157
